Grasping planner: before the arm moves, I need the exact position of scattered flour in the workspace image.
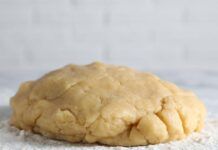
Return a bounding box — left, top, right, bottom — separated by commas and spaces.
0, 118, 218, 150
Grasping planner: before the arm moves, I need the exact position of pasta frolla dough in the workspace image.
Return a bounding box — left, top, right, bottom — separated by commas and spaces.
10, 62, 206, 146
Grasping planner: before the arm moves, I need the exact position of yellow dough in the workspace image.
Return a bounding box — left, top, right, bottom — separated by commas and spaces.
10, 62, 206, 146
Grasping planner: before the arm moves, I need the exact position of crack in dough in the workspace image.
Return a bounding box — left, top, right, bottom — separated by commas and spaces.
10, 62, 206, 146
177, 109, 186, 134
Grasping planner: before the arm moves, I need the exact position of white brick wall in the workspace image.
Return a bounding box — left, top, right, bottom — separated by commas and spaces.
0, 0, 218, 71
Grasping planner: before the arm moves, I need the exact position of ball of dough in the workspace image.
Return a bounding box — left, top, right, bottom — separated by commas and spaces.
10, 62, 206, 146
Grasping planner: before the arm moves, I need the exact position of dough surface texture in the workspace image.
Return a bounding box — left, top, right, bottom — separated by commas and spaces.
10, 62, 206, 146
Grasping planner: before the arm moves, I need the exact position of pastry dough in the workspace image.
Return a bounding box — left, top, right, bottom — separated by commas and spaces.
10, 62, 206, 146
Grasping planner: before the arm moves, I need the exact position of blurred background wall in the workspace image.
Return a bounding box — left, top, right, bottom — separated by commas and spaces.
1, 0, 218, 72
